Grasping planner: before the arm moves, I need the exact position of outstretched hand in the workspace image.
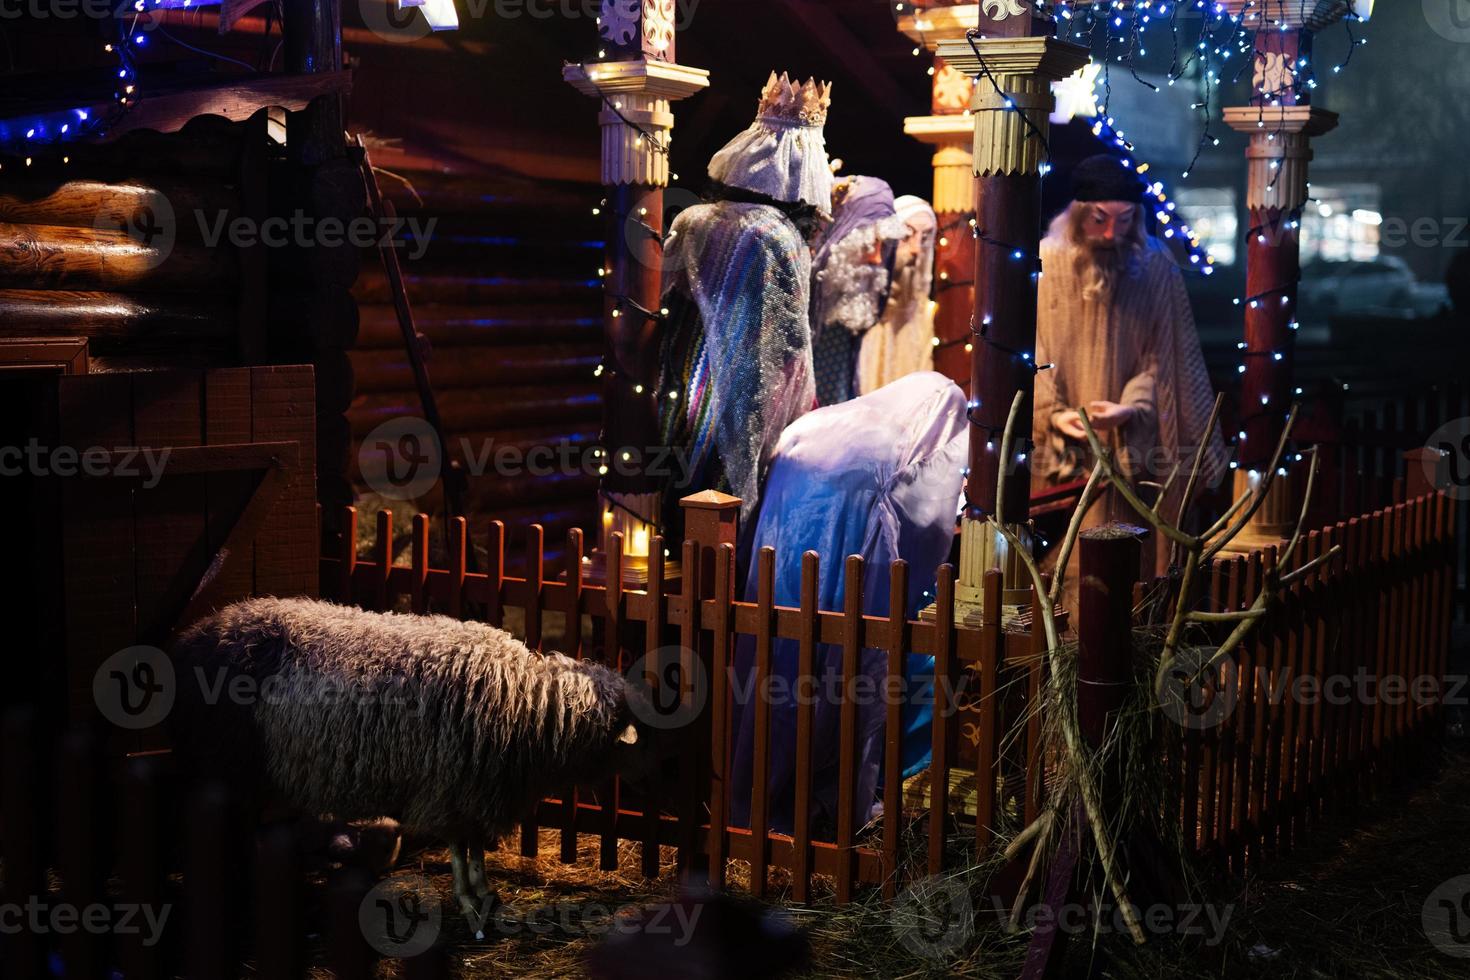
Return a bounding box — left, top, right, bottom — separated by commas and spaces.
1086, 400, 1136, 432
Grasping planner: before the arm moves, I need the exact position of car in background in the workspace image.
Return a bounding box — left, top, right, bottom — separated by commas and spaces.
1300, 256, 1450, 320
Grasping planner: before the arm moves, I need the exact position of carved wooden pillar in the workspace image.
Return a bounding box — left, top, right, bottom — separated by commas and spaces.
938, 8, 1087, 624
898, 2, 980, 388
564, 2, 708, 583
1217, 1, 1346, 549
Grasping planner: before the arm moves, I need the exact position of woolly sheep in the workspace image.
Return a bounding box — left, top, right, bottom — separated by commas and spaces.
170, 596, 654, 929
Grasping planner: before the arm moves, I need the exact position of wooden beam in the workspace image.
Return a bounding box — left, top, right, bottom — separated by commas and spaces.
0, 72, 352, 143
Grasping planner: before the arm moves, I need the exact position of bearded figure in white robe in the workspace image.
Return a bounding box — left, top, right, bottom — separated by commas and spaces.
1033, 154, 1227, 584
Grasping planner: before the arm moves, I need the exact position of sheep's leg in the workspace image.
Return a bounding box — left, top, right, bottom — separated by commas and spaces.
448, 841, 485, 936
466, 841, 492, 900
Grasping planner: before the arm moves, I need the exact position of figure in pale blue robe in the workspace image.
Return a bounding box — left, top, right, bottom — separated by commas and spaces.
728, 372, 967, 834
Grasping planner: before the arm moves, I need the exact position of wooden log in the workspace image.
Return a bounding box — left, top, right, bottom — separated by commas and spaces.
349, 344, 602, 392
356, 302, 600, 349
369, 169, 601, 220
353, 267, 600, 305
0, 178, 237, 233
0, 288, 235, 345
350, 385, 601, 436
0, 222, 237, 292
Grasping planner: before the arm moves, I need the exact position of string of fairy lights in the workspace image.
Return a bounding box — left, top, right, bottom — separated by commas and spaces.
0, 16, 142, 162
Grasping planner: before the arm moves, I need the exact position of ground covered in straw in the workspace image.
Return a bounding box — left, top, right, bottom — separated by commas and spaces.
342, 736, 1469, 979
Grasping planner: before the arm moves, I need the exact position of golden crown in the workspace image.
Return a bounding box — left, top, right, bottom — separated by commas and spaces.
755, 72, 833, 128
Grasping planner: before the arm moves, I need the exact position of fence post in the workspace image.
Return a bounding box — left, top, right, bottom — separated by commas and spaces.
1403, 446, 1447, 501
1020, 524, 1145, 979
1076, 525, 1145, 747
678, 490, 741, 881
680, 491, 741, 600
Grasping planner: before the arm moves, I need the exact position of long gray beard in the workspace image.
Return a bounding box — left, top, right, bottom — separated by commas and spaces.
1077, 243, 1134, 302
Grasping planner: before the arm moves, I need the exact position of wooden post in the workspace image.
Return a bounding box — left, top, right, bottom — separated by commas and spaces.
282, 0, 358, 541
1216, 1, 1348, 550
565, 11, 709, 585
937, 10, 1088, 624
1020, 524, 1142, 978
898, 2, 981, 388
1076, 525, 1144, 747
678, 489, 740, 880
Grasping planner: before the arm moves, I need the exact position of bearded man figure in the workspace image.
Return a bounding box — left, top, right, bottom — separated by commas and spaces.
1033, 154, 1227, 584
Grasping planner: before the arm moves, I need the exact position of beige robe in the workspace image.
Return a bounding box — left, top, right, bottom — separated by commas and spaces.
1033, 235, 1227, 583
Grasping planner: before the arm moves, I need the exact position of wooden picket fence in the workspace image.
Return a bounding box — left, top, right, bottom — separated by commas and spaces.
0, 497, 1455, 977
319, 497, 1051, 903
1169, 490, 1457, 874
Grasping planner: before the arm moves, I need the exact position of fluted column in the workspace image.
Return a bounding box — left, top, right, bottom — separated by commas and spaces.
564, 7, 708, 582
937, 14, 1087, 624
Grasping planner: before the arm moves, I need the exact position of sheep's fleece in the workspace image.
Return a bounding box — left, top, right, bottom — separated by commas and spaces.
170, 597, 641, 842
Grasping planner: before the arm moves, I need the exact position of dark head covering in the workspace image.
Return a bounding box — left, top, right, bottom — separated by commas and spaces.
1071, 153, 1148, 203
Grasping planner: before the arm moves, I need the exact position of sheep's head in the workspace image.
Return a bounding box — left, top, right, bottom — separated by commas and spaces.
603, 683, 666, 786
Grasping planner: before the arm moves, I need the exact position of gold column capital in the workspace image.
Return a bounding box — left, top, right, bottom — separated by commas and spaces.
563, 59, 710, 187
935, 35, 1089, 177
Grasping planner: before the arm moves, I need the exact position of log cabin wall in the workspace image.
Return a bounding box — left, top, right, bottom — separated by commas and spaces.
341, 17, 607, 570
348, 168, 604, 566
0, 110, 359, 541
0, 117, 259, 370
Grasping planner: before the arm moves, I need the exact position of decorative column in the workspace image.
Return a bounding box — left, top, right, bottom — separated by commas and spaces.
937, 8, 1087, 625
564, 2, 708, 584
1216, 1, 1346, 551
897, 2, 980, 388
